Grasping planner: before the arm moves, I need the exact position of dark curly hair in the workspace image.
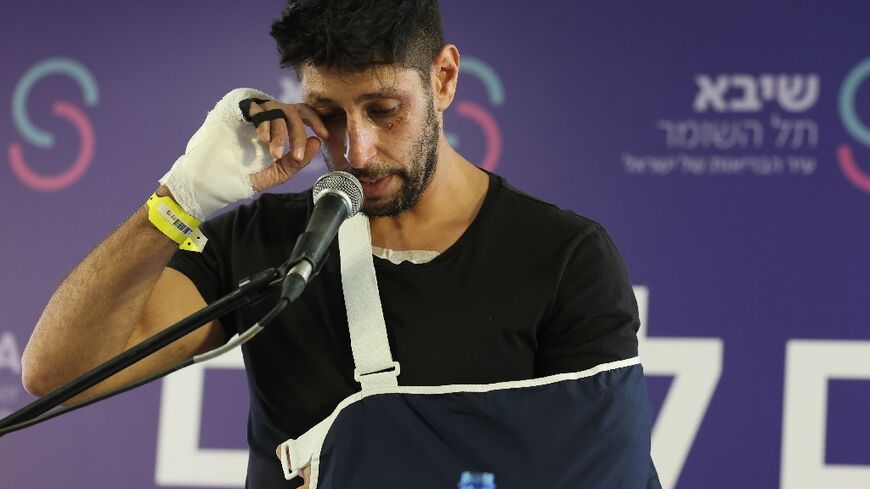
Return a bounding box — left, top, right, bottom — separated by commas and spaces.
270, 0, 445, 80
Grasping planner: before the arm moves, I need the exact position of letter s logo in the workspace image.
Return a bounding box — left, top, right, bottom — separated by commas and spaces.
837, 57, 870, 193
446, 57, 504, 171
8, 57, 99, 192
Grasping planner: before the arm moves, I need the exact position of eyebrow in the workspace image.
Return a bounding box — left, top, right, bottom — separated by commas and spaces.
307, 87, 403, 105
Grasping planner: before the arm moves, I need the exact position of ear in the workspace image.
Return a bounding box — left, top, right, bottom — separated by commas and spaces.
431, 44, 460, 112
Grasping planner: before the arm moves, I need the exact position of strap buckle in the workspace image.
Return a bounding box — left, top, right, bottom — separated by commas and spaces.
353, 361, 401, 387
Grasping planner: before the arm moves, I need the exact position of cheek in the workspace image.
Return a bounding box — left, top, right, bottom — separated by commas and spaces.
376, 126, 416, 160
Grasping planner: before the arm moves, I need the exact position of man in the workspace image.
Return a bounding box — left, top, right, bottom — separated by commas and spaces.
22, 1, 654, 487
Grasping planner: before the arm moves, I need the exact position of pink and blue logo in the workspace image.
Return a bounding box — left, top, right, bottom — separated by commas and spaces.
446, 57, 504, 171
838, 57, 870, 193
8, 57, 98, 191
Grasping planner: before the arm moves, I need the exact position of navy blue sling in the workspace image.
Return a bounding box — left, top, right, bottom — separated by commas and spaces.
277, 215, 661, 488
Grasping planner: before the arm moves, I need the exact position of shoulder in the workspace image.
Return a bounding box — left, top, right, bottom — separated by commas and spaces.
487, 173, 603, 246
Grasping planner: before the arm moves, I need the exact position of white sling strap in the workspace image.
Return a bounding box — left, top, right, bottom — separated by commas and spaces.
338, 214, 400, 390
278, 214, 400, 480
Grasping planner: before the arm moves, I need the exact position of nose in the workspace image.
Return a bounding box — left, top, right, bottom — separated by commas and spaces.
343, 117, 378, 169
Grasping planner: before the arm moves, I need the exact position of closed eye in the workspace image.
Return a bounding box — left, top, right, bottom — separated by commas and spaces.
368, 105, 400, 118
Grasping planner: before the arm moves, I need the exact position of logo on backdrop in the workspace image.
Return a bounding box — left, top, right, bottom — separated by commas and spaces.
837, 57, 870, 193
624, 72, 821, 178
0, 331, 23, 418
444, 57, 504, 171
7, 57, 99, 192
277, 56, 504, 172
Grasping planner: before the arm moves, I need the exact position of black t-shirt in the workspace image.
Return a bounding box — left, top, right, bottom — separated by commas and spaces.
168, 172, 640, 488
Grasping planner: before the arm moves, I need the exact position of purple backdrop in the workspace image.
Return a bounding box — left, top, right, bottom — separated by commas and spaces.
2, 1, 870, 488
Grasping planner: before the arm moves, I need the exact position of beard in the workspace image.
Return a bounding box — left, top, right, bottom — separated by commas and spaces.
323, 102, 440, 217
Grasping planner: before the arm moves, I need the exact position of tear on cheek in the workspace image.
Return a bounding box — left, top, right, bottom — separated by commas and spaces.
387, 116, 405, 130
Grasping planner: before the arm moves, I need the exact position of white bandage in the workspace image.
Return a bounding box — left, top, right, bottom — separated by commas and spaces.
159, 88, 277, 220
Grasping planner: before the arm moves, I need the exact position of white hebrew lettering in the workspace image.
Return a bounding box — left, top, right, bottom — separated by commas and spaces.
657, 119, 764, 149
622, 154, 679, 175
693, 75, 728, 112
759, 74, 776, 100
743, 119, 764, 147
771, 113, 794, 148
693, 74, 820, 113
708, 121, 741, 148
728, 74, 763, 112
656, 120, 678, 147
678, 120, 701, 149
786, 156, 817, 175
770, 114, 819, 148
777, 75, 820, 113
793, 119, 819, 148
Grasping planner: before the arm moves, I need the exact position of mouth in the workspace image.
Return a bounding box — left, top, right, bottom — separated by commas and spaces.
356, 175, 385, 183
358, 174, 394, 196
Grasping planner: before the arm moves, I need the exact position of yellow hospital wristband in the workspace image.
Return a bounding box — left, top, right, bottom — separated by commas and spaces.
146, 193, 208, 252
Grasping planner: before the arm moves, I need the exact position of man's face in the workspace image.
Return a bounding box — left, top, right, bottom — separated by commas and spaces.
301, 65, 440, 217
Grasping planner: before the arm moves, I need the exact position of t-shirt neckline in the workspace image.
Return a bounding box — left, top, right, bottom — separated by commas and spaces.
373, 170, 500, 270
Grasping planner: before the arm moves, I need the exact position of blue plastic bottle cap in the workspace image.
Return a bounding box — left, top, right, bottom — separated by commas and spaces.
458, 471, 496, 489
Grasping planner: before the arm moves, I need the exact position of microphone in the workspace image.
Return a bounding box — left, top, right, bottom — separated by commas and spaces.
281, 171, 363, 301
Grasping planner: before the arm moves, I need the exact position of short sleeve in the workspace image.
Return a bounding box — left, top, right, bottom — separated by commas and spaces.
535, 226, 640, 376
166, 213, 236, 340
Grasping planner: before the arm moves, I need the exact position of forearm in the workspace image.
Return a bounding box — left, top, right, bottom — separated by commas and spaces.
21, 193, 177, 396
20, 88, 313, 398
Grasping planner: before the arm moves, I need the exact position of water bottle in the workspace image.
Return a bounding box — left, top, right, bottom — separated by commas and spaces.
457, 471, 496, 489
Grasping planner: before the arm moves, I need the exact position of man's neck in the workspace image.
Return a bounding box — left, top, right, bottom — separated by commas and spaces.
369, 140, 489, 253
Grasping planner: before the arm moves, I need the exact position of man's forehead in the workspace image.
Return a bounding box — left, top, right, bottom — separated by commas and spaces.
300, 64, 423, 103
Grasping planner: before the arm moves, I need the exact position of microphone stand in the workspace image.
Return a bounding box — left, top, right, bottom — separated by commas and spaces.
0, 260, 305, 437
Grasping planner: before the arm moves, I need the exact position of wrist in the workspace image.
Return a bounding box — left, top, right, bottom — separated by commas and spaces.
154, 184, 174, 200
145, 191, 208, 252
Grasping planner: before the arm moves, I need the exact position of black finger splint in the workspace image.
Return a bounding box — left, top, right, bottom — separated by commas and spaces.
238, 98, 270, 121
251, 109, 288, 128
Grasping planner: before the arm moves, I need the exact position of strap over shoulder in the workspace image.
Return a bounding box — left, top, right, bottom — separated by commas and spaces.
338, 214, 400, 390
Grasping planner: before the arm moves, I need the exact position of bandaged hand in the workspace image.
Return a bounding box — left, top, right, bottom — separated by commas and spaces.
159, 88, 328, 220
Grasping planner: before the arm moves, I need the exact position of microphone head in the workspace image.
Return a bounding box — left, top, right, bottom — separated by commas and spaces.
312, 171, 364, 216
